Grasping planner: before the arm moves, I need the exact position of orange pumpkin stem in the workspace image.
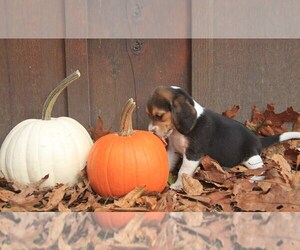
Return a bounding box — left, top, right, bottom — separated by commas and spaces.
118, 98, 136, 136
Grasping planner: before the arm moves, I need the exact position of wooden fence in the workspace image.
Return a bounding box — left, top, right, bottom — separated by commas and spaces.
1, 39, 300, 144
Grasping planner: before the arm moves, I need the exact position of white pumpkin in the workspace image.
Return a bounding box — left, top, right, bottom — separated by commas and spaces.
0, 70, 93, 187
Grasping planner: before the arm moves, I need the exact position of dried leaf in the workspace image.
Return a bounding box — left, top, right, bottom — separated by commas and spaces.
257, 181, 272, 192
228, 165, 248, 173
232, 179, 256, 196
271, 154, 292, 183
293, 116, 300, 132
235, 184, 300, 211
199, 156, 231, 184
136, 227, 159, 247
178, 194, 211, 205
182, 173, 203, 196
183, 212, 203, 226
291, 172, 300, 189
222, 105, 240, 118
246, 104, 300, 136
114, 213, 144, 244
155, 191, 174, 211
136, 196, 158, 210
90, 116, 111, 141
176, 198, 206, 212
114, 186, 146, 208
42, 214, 68, 248
58, 202, 71, 212
204, 190, 232, 211
58, 236, 72, 250
40, 184, 68, 211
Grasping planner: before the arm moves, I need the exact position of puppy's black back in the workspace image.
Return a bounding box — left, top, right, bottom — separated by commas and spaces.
186, 109, 261, 167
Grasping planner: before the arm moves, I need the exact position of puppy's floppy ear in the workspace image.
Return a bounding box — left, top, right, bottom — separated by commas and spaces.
172, 95, 197, 134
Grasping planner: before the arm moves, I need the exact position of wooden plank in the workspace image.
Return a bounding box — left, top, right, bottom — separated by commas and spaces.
64, 0, 88, 38
192, 39, 214, 104
87, 0, 190, 38
0, 39, 66, 144
87, 39, 191, 132
3, 0, 64, 38
126, 39, 191, 130
64, 1, 91, 128
192, 39, 300, 122
0, 40, 11, 144
87, 39, 137, 132
0, 0, 7, 38
65, 39, 91, 128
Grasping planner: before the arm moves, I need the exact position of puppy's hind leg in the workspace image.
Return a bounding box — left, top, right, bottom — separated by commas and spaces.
170, 155, 199, 190
242, 155, 265, 182
242, 155, 264, 169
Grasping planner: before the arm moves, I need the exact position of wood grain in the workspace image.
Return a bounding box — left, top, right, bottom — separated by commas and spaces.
192, 39, 300, 123
0, 39, 66, 143
65, 39, 91, 128
87, 39, 191, 132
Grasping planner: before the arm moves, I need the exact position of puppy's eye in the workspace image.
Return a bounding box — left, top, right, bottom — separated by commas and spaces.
154, 114, 164, 121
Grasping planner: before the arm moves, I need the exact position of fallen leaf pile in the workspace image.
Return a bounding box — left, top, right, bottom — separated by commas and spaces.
0, 104, 299, 213
1, 212, 300, 249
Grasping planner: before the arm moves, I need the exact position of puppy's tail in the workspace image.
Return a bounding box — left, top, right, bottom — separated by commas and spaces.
260, 132, 300, 149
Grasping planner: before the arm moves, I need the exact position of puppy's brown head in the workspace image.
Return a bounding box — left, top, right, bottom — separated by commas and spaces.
147, 86, 198, 138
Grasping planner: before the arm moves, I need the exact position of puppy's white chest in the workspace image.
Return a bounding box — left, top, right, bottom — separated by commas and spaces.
169, 130, 188, 155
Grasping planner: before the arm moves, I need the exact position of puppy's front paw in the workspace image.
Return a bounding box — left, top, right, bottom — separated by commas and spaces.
170, 180, 183, 190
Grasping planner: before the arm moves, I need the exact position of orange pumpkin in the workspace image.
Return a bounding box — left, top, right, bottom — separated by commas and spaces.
93, 212, 135, 230
93, 212, 165, 231
87, 99, 169, 198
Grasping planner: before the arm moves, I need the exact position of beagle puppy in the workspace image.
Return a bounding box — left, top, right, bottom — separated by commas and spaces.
147, 86, 300, 190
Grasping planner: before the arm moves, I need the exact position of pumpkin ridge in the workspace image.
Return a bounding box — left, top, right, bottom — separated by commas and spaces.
131, 136, 138, 193
105, 137, 117, 197
59, 118, 80, 172
137, 132, 152, 189
87, 140, 98, 190
148, 133, 168, 190
26, 120, 43, 184
138, 131, 168, 191
48, 121, 60, 186
57, 118, 81, 179
52, 118, 68, 184
36, 121, 44, 184
140, 133, 157, 189
1, 121, 28, 180
122, 137, 126, 196
127, 136, 137, 194
89, 136, 111, 194
10, 122, 34, 183
10, 121, 31, 183
3, 123, 22, 181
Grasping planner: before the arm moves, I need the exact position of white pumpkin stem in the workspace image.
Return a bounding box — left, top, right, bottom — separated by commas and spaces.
118, 98, 136, 136
42, 70, 81, 120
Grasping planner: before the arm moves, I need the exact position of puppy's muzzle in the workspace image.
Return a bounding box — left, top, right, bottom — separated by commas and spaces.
148, 124, 159, 133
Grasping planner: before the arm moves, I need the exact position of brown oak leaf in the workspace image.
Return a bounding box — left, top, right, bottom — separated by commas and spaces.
222, 105, 240, 118
246, 104, 300, 136
114, 186, 146, 208
89, 116, 111, 141
198, 156, 231, 184
182, 173, 203, 196
235, 183, 300, 212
